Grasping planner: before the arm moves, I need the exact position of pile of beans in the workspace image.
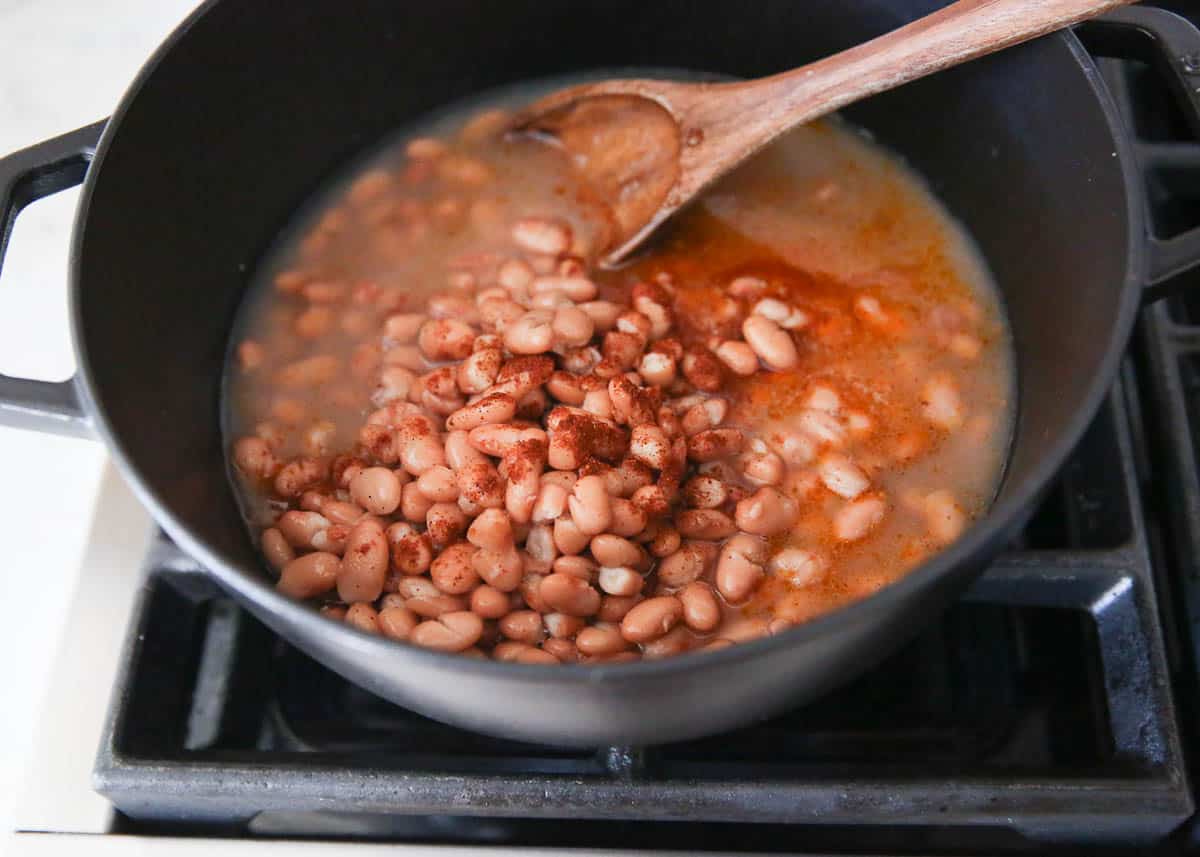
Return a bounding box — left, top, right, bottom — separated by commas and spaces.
228, 109, 1006, 664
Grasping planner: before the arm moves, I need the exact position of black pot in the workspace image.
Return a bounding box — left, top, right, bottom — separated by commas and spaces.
3, 1, 1199, 747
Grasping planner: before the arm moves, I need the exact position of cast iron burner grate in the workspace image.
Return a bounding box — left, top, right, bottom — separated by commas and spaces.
92, 368, 1190, 853
92, 14, 1200, 856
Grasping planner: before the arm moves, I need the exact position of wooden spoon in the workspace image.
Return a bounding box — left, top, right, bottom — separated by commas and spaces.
514, 0, 1133, 266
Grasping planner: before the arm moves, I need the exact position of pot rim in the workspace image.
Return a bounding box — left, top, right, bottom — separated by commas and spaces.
67, 1, 1146, 685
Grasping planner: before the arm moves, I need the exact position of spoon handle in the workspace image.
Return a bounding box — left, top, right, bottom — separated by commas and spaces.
738, 0, 1135, 125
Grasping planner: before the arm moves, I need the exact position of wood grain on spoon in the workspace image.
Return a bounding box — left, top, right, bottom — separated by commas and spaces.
513, 0, 1134, 266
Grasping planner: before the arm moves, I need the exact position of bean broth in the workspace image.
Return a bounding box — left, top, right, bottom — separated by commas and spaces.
224, 75, 1014, 661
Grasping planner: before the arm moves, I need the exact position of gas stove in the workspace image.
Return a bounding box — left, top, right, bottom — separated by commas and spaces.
7, 3, 1200, 855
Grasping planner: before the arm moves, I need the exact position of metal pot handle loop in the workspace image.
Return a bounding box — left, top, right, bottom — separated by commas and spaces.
0, 121, 105, 437
1079, 7, 1200, 296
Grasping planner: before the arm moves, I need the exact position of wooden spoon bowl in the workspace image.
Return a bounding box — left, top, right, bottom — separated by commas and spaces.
513, 0, 1134, 266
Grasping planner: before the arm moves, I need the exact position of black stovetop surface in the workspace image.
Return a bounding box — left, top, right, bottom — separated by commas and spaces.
92, 9, 1200, 855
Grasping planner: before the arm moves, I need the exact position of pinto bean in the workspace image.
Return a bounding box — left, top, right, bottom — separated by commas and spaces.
497, 257, 535, 292
426, 502, 468, 547
273, 457, 325, 498
350, 466, 403, 515
650, 526, 682, 558
642, 625, 696, 659
401, 481, 434, 523
546, 371, 586, 405
631, 282, 674, 338
278, 510, 333, 550
337, 519, 389, 603
383, 313, 426, 345
465, 507, 514, 553
531, 482, 568, 523
681, 398, 728, 436
769, 548, 826, 587
525, 523, 559, 570
445, 430, 488, 469
621, 596, 683, 643
582, 389, 614, 420
609, 498, 648, 538
675, 509, 737, 540
504, 310, 555, 355
445, 393, 516, 431
629, 425, 671, 470
469, 585, 511, 619
553, 516, 591, 555
277, 552, 340, 599
457, 348, 503, 395
543, 616, 584, 643
638, 351, 676, 386
817, 453, 870, 500
687, 428, 743, 462
233, 437, 279, 481
753, 298, 808, 329
512, 217, 571, 255
551, 305, 596, 347
473, 547, 524, 592
378, 605, 419, 640
416, 465, 459, 503
678, 581, 722, 632
589, 534, 642, 568
418, 318, 475, 361
562, 474, 610, 537
391, 530, 434, 575
922, 375, 965, 431
430, 542, 481, 594
681, 348, 723, 392
741, 450, 785, 486
735, 487, 798, 537
835, 489, 883, 537
742, 314, 798, 371
539, 573, 601, 617
547, 556, 593, 584
499, 610, 545, 644
456, 460, 505, 509
715, 340, 759, 376
411, 611, 484, 652
344, 603, 380, 635
923, 490, 966, 544
597, 594, 642, 623
715, 534, 768, 603
576, 623, 631, 656
468, 423, 547, 457
578, 300, 623, 331
397, 577, 467, 618
682, 475, 727, 509
597, 566, 644, 597
261, 527, 294, 572
397, 426, 446, 477
503, 439, 546, 525
657, 541, 716, 587
311, 523, 350, 555
493, 641, 560, 664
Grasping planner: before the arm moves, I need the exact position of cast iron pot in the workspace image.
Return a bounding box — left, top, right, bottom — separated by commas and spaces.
2, 1, 1200, 747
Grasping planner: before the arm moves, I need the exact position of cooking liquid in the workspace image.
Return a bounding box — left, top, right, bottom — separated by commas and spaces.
224, 74, 1013, 645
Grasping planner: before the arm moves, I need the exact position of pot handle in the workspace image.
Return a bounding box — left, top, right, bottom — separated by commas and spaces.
0, 121, 106, 437
1078, 7, 1200, 296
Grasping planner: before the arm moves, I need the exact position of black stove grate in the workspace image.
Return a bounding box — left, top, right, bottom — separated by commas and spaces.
92, 13, 1200, 855
93, 368, 1190, 852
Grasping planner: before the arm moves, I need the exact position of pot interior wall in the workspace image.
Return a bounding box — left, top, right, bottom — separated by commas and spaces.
76, 0, 1132, 581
